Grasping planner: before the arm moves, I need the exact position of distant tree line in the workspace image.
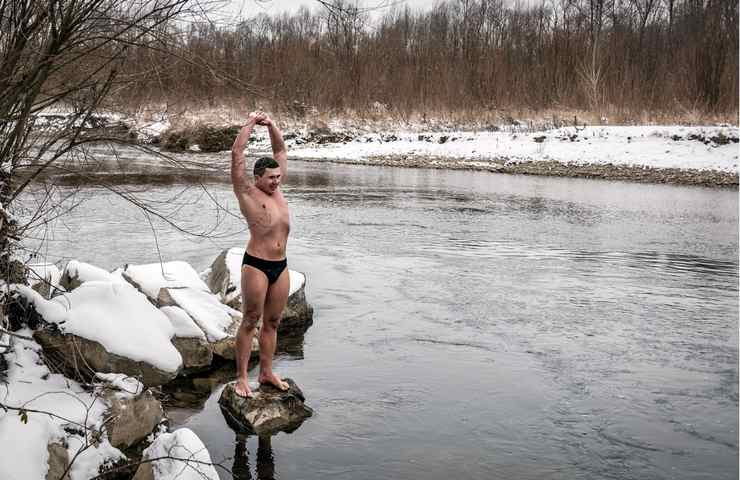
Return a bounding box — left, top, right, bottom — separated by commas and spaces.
120, 0, 737, 117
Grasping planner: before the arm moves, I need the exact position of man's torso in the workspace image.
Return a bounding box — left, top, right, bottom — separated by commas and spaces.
240, 187, 290, 260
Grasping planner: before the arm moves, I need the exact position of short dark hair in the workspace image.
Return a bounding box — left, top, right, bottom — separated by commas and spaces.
253, 157, 280, 177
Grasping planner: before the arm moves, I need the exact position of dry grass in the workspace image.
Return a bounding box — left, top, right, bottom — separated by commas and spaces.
132, 99, 738, 136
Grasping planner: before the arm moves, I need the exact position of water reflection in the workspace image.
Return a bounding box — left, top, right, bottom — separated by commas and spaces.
277, 333, 306, 359
232, 435, 275, 480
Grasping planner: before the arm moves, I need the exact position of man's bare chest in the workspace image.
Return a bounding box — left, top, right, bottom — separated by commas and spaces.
246, 193, 289, 230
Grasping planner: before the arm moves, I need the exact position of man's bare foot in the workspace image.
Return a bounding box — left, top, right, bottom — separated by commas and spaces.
234, 379, 254, 398
258, 372, 289, 391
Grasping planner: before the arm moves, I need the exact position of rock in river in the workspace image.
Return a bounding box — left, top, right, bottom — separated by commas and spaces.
218, 378, 313, 436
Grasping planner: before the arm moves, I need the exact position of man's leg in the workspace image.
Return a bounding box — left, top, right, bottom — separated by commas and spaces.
258, 267, 290, 390
235, 265, 268, 397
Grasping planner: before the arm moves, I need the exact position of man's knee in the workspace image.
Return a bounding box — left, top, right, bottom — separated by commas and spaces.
262, 313, 281, 331
241, 306, 262, 331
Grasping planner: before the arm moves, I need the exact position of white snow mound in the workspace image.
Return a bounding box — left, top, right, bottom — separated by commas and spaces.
166, 288, 240, 342
22, 281, 182, 373
160, 306, 207, 340
64, 260, 126, 285
123, 261, 210, 300
142, 428, 219, 480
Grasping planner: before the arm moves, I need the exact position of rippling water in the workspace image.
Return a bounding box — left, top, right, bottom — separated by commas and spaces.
22, 158, 738, 479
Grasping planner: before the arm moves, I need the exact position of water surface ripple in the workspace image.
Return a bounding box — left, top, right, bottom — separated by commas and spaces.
22, 159, 738, 480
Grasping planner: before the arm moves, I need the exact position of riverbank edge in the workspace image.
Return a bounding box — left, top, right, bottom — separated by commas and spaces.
153, 120, 738, 188
287, 154, 739, 188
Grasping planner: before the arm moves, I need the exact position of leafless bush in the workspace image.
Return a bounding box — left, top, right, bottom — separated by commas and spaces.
112, 0, 736, 123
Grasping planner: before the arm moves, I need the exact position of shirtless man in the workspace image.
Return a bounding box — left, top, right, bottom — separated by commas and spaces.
231, 110, 290, 398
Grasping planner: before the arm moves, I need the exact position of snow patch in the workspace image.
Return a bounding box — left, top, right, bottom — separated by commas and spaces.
123, 261, 210, 300
290, 125, 739, 173
142, 428, 219, 480
67, 437, 125, 480
166, 288, 239, 342
95, 372, 144, 398
160, 306, 207, 340
64, 260, 126, 285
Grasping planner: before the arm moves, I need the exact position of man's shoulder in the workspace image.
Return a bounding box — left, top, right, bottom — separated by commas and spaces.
241, 183, 264, 198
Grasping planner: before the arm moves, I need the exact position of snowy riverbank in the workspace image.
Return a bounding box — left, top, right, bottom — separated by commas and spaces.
279, 125, 738, 187
29, 108, 740, 186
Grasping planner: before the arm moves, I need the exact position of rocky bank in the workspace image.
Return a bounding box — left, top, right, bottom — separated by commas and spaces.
1, 249, 315, 480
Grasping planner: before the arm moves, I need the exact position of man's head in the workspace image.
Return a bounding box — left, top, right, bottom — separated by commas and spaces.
253, 156, 281, 194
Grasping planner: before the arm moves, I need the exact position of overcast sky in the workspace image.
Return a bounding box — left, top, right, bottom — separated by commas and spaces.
217, 0, 436, 19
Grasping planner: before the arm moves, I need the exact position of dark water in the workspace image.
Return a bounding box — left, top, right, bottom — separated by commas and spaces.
22, 159, 739, 479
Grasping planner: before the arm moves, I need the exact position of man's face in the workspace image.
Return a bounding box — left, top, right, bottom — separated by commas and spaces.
255, 167, 281, 194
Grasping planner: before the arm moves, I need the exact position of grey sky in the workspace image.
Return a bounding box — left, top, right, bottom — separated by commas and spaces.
218, 0, 436, 19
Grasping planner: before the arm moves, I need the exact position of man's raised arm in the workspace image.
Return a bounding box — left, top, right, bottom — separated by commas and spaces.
262, 116, 287, 178
231, 112, 262, 193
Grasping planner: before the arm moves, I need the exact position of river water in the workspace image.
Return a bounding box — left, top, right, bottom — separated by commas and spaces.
23, 158, 738, 479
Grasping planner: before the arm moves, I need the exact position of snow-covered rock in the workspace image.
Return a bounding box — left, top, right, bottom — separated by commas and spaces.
132, 428, 219, 480
104, 388, 164, 450
28, 262, 62, 299
219, 378, 313, 436
15, 282, 183, 386
160, 306, 213, 371
204, 248, 313, 336
95, 372, 164, 449
158, 287, 246, 360
122, 261, 210, 302
203, 248, 244, 308
60, 260, 126, 291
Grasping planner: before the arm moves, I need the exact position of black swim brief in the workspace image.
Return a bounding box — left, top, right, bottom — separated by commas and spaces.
242, 252, 287, 285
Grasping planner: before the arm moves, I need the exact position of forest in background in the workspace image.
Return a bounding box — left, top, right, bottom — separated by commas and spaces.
56, 0, 740, 123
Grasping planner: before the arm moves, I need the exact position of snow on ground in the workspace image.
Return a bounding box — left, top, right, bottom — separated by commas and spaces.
123, 261, 210, 300
141, 428, 219, 480
0, 332, 124, 480
137, 118, 171, 140
67, 437, 123, 480
289, 125, 739, 173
